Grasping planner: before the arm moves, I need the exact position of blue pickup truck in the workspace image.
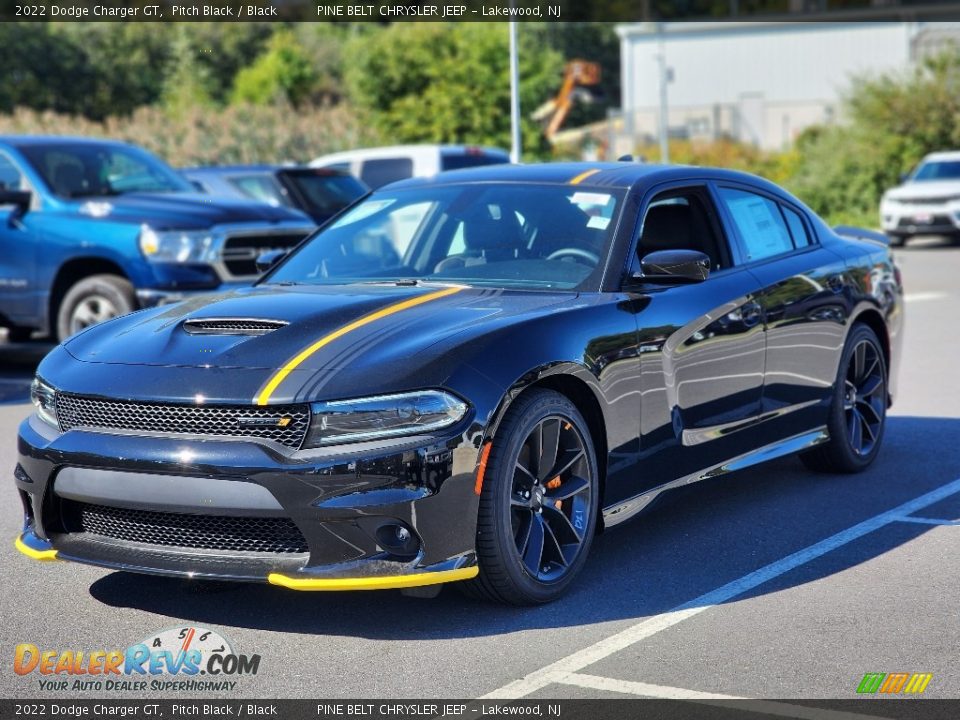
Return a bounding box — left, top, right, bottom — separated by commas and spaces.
0, 136, 314, 341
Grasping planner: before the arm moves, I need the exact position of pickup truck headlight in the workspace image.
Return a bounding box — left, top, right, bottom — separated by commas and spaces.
303, 390, 467, 447
139, 226, 217, 263
30, 378, 59, 429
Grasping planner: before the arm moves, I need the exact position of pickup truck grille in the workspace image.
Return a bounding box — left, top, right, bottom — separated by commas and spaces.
222, 232, 307, 278
56, 394, 310, 449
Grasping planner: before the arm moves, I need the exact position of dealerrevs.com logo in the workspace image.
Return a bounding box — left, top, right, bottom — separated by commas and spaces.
856, 672, 933, 695
13, 626, 260, 693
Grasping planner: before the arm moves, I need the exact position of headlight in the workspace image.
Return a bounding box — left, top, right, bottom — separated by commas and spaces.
304, 390, 468, 447
139, 226, 217, 263
30, 378, 59, 429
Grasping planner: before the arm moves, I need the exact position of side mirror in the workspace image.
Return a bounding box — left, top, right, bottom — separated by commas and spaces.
0, 189, 31, 220
256, 249, 288, 274
632, 249, 711, 285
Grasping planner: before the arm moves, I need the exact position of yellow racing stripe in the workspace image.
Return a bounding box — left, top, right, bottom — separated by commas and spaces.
569, 168, 601, 185
256, 285, 464, 405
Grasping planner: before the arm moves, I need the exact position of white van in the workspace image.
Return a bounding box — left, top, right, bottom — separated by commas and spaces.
308, 144, 510, 189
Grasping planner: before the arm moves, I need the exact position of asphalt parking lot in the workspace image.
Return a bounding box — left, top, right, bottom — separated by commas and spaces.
1, 239, 958, 705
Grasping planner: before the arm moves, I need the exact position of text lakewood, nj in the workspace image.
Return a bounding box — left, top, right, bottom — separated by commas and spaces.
317, 4, 559, 17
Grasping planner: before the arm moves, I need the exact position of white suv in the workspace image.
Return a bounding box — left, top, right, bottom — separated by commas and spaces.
309, 144, 509, 190
880, 151, 960, 246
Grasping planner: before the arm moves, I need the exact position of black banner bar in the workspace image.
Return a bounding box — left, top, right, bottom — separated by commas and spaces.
2, 699, 960, 720
1, 0, 960, 23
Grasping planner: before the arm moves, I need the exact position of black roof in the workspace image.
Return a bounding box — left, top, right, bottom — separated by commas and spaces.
387, 161, 783, 195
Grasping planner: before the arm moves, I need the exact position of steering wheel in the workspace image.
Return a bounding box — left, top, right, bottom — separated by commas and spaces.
547, 247, 600, 266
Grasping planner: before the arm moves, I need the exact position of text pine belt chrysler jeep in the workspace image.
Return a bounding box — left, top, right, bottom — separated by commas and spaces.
0, 136, 314, 341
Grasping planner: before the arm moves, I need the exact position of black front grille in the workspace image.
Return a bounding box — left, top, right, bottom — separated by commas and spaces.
222, 233, 306, 277
183, 318, 288, 336
897, 214, 952, 228
66, 501, 308, 554
56, 394, 309, 449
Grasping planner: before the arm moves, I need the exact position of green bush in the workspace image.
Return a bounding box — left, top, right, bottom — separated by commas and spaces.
0, 104, 379, 167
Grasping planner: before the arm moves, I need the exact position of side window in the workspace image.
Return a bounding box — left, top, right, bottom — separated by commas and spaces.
781, 205, 811, 248
637, 189, 728, 271
359, 158, 414, 190
0, 153, 23, 190
717, 187, 793, 262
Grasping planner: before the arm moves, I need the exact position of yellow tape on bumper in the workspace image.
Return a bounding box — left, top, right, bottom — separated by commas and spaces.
267, 566, 478, 591
14, 535, 58, 561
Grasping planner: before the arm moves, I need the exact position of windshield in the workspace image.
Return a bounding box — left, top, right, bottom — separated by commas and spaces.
266, 183, 623, 291
912, 160, 960, 182
18, 142, 193, 199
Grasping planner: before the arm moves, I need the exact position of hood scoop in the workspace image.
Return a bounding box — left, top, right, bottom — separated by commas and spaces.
182, 318, 289, 336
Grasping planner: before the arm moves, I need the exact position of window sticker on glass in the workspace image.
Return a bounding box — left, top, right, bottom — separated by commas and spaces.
720, 188, 793, 260
570, 192, 612, 206
587, 216, 611, 230
333, 199, 396, 227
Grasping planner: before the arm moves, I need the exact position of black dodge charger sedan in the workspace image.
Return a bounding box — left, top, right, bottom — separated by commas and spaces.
15, 162, 903, 604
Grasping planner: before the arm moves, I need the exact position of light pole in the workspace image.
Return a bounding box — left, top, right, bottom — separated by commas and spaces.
657, 24, 671, 164
509, 21, 522, 164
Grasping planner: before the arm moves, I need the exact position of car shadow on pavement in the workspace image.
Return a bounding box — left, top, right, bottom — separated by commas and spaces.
87, 415, 960, 639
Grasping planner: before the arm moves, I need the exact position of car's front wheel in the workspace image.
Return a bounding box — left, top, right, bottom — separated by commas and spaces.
467, 389, 598, 605
801, 323, 888, 473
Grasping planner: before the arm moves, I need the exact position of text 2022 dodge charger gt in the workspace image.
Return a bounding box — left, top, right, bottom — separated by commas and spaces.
15, 163, 903, 605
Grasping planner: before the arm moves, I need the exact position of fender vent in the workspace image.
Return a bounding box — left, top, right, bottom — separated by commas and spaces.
183, 318, 288, 336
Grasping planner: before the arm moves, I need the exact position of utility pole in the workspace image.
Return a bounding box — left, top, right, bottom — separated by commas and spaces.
657, 24, 671, 164
509, 21, 522, 163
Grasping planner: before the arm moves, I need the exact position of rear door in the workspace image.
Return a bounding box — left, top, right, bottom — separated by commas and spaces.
713, 183, 849, 441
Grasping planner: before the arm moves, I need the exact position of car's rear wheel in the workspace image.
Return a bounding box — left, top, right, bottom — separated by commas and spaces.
801, 323, 887, 473
466, 389, 598, 605
886, 234, 907, 247
56, 274, 135, 341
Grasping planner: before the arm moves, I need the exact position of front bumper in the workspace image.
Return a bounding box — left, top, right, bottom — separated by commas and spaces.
880, 201, 960, 236
15, 412, 483, 590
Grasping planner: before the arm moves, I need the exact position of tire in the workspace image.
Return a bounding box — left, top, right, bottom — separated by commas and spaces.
56, 274, 135, 341
801, 323, 887, 474
465, 389, 599, 605
5, 326, 33, 343
886, 234, 907, 247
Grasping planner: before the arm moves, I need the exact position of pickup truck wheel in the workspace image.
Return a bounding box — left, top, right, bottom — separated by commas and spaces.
56, 274, 135, 341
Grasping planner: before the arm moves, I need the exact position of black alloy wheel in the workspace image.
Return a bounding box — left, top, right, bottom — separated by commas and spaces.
801, 323, 887, 473
466, 389, 599, 605
511, 415, 593, 582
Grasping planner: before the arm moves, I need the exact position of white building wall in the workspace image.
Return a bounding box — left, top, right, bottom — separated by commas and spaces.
618, 22, 918, 150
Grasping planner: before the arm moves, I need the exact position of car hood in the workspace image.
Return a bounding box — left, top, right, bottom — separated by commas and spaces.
59, 284, 571, 403
68, 192, 310, 228
886, 180, 960, 201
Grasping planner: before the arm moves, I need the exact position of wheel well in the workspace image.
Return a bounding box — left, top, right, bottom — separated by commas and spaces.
50, 258, 129, 330
519, 374, 609, 530
852, 308, 890, 373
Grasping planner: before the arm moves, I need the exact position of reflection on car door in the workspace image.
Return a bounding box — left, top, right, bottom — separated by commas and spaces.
619, 185, 768, 500
715, 184, 849, 441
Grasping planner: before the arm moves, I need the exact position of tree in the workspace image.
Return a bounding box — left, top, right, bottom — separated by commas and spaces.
343, 23, 563, 157
789, 49, 960, 226
231, 29, 319, 107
